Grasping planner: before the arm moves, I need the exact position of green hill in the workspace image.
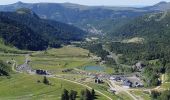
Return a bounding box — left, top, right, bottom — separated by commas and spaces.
112, 11, 170, 41
0, 73, 109, 100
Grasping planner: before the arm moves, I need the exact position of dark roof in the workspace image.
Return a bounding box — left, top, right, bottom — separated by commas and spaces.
123, 79, 132, 86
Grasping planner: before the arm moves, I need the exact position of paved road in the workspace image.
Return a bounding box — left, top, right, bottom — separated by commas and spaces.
109, 80, 138, 100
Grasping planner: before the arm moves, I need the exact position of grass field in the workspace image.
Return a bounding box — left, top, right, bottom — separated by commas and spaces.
32, 46, 89, 57
0, 73, 112, 100
29, 46, 95, 71
130, 91, 151, 100
117, 92, 132, 100
160, 83, 170, 89
0, 55, 25, 65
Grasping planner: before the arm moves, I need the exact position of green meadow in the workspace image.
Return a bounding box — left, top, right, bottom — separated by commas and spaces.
0, 73, 110, 100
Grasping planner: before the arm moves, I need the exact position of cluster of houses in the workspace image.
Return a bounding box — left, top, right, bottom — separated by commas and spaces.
110, 76, 143, 88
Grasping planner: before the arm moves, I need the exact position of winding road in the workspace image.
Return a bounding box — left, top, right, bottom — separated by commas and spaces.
109, 80, 138, 100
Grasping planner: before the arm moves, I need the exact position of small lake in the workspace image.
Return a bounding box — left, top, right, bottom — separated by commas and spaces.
84, 66, 105, 71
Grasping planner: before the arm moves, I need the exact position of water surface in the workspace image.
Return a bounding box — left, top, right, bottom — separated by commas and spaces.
84, 66, 104, 71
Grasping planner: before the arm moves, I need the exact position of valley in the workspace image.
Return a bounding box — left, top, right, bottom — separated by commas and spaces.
0, 45, 169, 100
0, 46, 120, 100
0, 1, 170, 100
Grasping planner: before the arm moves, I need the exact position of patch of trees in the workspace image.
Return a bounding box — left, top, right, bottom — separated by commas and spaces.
61, 89, 77, 100
43, 76, 50, 85
61, 89, 95, 100
0, 60, 11, 76
80, 89, 96, 100
105, 58, 116, 67
79, 43, 109, 60
143, 66, 161, 87
151, 90, 170, 100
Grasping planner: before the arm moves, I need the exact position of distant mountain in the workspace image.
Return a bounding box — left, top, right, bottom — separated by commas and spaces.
0, 2, 156, 34
0, 1, 169, 35
143, 1, 170, 11
0, 9, 86, 50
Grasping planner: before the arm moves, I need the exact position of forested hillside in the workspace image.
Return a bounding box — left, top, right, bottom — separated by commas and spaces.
0, 8, 86, 50
108, 11, 170, 65
0, 14, 48, 50
105, 11, 170, 86
111, 11, 170, 39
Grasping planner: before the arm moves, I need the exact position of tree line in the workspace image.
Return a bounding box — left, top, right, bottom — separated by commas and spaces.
61, 88, 95, 100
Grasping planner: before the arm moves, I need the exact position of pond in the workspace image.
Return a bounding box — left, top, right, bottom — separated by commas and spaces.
84, 66, 105, 71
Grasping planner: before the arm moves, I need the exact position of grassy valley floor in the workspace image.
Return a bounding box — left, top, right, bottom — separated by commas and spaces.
0, 73, 108, 100
0, 46, 120, 100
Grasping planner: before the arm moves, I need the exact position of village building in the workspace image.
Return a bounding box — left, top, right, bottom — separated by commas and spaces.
122, 79, 132, 88
135, 61, 145, 69
94, 77, 103, 84
36, 69, 49, 75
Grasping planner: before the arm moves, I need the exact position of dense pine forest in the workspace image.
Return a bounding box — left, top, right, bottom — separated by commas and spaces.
0, 8, 86, 50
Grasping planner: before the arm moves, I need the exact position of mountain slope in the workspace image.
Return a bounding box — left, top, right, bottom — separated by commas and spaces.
0, 2, 154, 34
112, 11, 170, 42
143, 1, 170, 11
0, 9, 86, 50
0, 13, 48, 50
